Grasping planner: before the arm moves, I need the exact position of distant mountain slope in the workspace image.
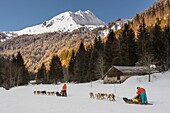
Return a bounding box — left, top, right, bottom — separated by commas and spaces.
11, 10, 105, 35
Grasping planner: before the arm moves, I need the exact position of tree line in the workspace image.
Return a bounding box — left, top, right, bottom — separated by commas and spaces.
0, 52, 30, 89
36, 55, 64, 84
67, 22, 170, 83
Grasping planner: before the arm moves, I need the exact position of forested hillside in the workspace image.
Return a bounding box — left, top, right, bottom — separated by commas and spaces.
131, 0, 170, 32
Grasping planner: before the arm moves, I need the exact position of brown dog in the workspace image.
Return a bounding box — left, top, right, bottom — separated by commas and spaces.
33, 90, 41, 95
89, 92, 95, 98
107, 94, 115, 101
95, 93, 101, 100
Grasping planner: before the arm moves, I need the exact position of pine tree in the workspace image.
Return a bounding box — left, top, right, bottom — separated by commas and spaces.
83, 44, 93, 82
68, 50, 76, 82
164, 25, 170, 69
49, 55, 64, 83
87, 38, 99, 81
119, 24, 137, 66
151, 23, 166, 70
119, 25, 129, 65
104, 30, 119, 73
137, 19, 150, 57
87, 48, 98, 81
13, 52, 29, 85
37, 63, 47, 83
14, 52, 25, 67
74, 42, 86, 83
128, 28, 137, 65
94, 37, 104, 78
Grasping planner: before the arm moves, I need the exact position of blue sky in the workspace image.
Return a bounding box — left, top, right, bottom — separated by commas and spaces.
0, 0, 157, 31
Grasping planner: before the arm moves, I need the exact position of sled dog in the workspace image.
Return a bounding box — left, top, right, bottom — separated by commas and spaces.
107, 94, 115, 101
89, 92, 95, 98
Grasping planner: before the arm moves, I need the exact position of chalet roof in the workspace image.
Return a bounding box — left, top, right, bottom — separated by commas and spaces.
113, 66, 147, 75
101, 66, 147, 79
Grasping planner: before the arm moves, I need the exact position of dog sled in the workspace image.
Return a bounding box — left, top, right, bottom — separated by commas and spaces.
123, 97, 153, 105
56, 91, 67, 97
33, 90, 67, 97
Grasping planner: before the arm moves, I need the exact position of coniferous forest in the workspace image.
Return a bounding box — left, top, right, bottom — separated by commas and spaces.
67, 22, 170, 83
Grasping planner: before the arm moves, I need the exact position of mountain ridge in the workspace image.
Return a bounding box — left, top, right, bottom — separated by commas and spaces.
10, 10, 105, 36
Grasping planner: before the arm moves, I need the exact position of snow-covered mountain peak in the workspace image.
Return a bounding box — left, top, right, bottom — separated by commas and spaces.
10, 10, 105, 36
71, 10, 105, 26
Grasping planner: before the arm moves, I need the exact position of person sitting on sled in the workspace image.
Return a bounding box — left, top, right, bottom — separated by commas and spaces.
60, 84, 67, 96
136, 86, 148, 104
131, 94, 141, 103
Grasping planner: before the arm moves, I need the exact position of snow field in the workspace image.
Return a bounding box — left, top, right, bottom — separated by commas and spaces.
0, 71, 170, 113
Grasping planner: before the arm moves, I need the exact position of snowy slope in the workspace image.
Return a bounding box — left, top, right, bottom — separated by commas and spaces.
111, 18, 130, 31
0, 71, 170, 113
11, 10, 105, 35
0, 32, 12, 42
99, 18, 131, 38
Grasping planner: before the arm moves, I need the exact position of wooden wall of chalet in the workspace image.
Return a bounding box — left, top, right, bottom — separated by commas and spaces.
103, 66, 147, 84
103, 75, 129, 84
103, 67, 124, 84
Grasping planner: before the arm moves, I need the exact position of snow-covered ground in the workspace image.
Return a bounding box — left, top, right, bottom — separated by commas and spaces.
0, 71, 170, 113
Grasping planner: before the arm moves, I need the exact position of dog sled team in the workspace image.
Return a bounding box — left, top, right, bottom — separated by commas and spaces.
33, 83, 150, 105
34, 83, 67, 97
89, 92, 115, 101
89, 86, 150, 105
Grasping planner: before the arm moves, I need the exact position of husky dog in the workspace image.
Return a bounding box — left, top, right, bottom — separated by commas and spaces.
47, 91, 52, 95
47, 91, 55, 95
95, 93, 101, 100
40, 90, 46, 95
51, 91, 55, 95
107, 94, 115, 101
33, 90, 41, 95
100, 93, 108, 100
34, 91, 37, 94
89, 92, 95, 98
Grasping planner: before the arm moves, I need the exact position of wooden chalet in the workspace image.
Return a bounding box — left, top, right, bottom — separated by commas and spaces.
102, 66, 148, 84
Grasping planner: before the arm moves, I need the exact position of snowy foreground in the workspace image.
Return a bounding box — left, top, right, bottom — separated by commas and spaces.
0, 71, 170, 113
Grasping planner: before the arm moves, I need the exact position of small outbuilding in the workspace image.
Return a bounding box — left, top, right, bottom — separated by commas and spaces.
102, 66, 148, 84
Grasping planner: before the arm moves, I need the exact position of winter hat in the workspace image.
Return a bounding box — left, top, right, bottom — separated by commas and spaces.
136, 87, 140, 89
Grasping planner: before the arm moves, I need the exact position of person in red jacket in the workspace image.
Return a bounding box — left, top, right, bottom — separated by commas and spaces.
136, 87, 148, 104
60, 84, 67, 96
